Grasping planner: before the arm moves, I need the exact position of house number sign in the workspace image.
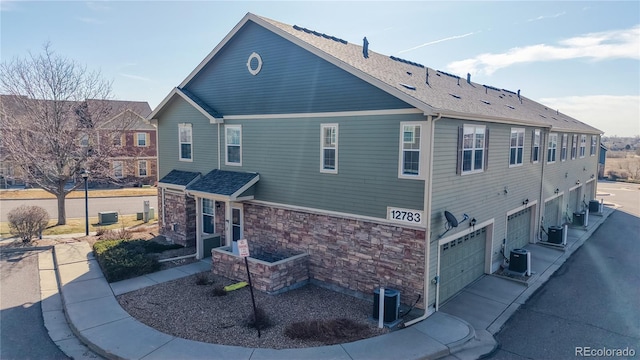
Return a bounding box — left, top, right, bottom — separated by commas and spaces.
387, 207, 424, 225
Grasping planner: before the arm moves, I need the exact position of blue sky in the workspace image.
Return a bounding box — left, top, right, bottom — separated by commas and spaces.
1, 1, 639, 136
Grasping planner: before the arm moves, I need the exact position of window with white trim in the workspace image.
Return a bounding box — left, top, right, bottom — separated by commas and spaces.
590, 135, 597, 156
547, 133, 558, 163
580, 134, 586, 157
79, 133, 89, 147
532, 129, 540, 163
136, 132, 147, 147
320, 124, 338, 173
561, 134, 568, 161
202, 198, 215, 234
509, 128, 524, 166
571, 134, 577, 160
225, 125, 242, 165
460, 125, 486, 174
113, 161, 123, 178
138, 160, 148, 177
112, 133, 124, 147
399, 123, 422, 177
179, 123, 192, 161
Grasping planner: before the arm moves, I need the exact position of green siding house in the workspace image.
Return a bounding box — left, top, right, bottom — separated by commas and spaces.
148, 13, 601, 317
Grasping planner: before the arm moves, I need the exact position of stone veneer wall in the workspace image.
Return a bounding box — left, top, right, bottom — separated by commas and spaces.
212, 247, 309, 294
242, 203, 426, 307
158, 190, 196, 247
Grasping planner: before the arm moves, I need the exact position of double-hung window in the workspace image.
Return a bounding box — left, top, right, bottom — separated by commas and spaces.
113, 161, 123, 178
571, 134, 578, 160
179, 123, 193, 161
547, 133, 558, 163
320, 124, 338, 173
136, 132, 147, 147
531, 129, 540, 163
579, 135, 586, 158
590, 135, 597, 156
202, 198, 215, 234
560, 134, 568, 161
138, 160, 148, 177
399, 123, 422, 178
509, 128, 525, 166
460, 124, 487, 174
225, 125, 242, 166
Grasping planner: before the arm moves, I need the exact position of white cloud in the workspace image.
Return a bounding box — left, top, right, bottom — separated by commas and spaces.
538, 95, 640, 136
398, 32, 475, 54
86, 1, 111, 12
527, 12, 566, 22
120, 73, 151, 82
77, 17, 104, 24
0, 0, 19, 12
447, 25, 640, 76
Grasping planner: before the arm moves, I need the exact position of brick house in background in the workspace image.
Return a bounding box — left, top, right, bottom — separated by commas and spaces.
148, 13, 601, 314
0, 96, 157, 188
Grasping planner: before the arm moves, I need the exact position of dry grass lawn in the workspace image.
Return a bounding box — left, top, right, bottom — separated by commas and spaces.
0, 187, 157, 200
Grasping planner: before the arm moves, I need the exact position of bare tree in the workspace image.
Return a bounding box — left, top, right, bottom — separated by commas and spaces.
0, 43, 136, 225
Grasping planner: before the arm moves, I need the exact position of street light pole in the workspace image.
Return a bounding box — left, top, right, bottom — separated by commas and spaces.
81, 170, 90, 236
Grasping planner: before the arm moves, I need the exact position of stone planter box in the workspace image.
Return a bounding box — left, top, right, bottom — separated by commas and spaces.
211, 246, 309, 295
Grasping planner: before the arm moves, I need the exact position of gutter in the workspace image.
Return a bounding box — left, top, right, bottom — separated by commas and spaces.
403, 112, 442, 327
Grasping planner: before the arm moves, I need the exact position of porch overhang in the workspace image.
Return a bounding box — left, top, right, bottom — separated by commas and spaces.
186, 169, 259, 202
157, 170, 201, 191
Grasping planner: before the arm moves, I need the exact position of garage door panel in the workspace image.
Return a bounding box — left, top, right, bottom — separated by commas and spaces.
507, 207, 532, 250
439, 228, 487, 303
545, 196, 561, 227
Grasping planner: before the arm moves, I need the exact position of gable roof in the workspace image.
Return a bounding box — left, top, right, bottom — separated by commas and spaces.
187, 169, 259, 201
157, 169, 201, 190
146, 87, 223, 123
164, 13, 600, 135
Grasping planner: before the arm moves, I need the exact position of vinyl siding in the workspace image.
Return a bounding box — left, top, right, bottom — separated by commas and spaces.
427, 119, 544, 306
156, 96, 218, 179
184, 21, 412, 115
220, 112, 426, 218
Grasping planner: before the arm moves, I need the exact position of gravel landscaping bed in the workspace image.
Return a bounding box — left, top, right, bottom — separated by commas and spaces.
116, 272, 389, 349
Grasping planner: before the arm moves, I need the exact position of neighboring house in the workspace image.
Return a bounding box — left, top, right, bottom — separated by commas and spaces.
148, 13, 601, 314
598, 143, 608, 179
0, 96, 156, 188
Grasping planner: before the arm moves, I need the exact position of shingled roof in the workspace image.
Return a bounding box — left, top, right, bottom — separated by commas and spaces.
178, 13, 600, 135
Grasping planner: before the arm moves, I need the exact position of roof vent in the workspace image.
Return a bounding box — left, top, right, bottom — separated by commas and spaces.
481, 100, 491, 105
426, 68, 429, 85
390, 56, 425, 68
363, 37, 369, 59
292, 25, 348, 44
400, 83, 416, 90
467, 73, 471, 84
449, 93, 461, 99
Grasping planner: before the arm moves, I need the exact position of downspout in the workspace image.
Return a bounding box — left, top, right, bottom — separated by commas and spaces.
404, 112, 442, 327
537, 130, 547, 242
217, 123, 221, 169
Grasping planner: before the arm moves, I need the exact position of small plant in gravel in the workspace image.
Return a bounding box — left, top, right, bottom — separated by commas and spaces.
212, 286, 227, 296
247, 307, 271, 330
194, 273, 211, 285
284, 318, 369, 345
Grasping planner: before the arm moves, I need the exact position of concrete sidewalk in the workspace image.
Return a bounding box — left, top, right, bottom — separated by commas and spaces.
36, 205, 613, 360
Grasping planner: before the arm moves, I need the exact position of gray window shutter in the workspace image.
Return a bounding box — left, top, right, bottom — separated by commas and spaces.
456, 126, 463, 174
484, 128, 490, 171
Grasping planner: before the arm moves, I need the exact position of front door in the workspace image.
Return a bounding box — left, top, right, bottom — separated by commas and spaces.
232, 207, 242, 241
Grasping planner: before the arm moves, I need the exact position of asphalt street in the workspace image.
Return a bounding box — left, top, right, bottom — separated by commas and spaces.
0, 195, 157, 222
0, 249, 69, 360
490, 182, 640, 359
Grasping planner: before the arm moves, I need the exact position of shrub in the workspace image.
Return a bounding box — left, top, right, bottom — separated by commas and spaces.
93, 239, 168, 282
212, 286, 227, 296
284, 318, 369, 345
98, 225, 132, 241
195, 273, 211, 286
246, 307, 271, 330
7, 205, 49, 243
607, 170, 630, 180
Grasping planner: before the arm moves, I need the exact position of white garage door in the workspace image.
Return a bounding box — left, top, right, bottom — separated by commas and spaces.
439, 228, 486, 304
544, 196, 562, 227
568, 187, 580, 214
507, 207, 532, 251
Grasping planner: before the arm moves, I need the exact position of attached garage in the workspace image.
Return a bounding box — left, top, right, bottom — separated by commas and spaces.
584, 180, 596, 202
439, 228, 487, 304
568, 187, 580, 214
507, 206, 533, 251
544, 196, 562, 227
